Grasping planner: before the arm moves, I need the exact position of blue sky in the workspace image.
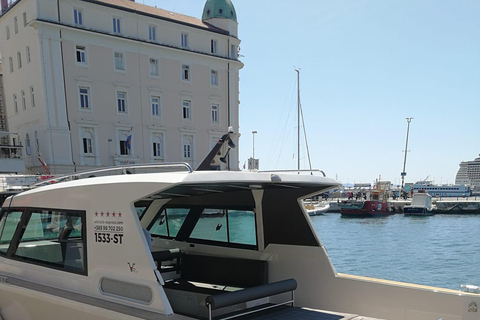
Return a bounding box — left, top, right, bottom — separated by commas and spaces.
144, 0, 480, 186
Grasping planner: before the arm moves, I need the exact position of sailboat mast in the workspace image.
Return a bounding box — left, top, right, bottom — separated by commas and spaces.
296, 69, 300, 172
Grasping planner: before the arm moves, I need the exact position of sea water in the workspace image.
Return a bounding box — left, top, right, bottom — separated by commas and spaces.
311, 213, 480, 291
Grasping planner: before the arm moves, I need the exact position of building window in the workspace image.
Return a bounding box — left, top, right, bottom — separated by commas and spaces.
182, 100, 191, 120
182, 64, 190, 81
148, 25, 156, 41
25, 133, 31, 155
211, 39, 217, 54
30, 86, 35, 107
152, 132, 164, 159
34, 131, 39, 153
116, 91, 127, 113
26, 46, 31, 63
211, 104, 219, 123
119, 132, 131, 156
79, 87, 90, 109
21, 90, 26, 110
149, 58, 159, 76
182, 135, 193, 159
74, 8, 83, 25
211, 70, 218, 86
23, 12, 27, 26
151, 96, 160, 116
181, 32, 188, 48
13, 94, 18, 114
76, 46, 86, 64
14, 17, 18, 34
113, 17, 121, 34
231, 44, 236, 58
82, 132, 93, 154
114, 52, 125, 71
17, 52, 22, 69
9, 57, 13, 73
6, 26, 9, 40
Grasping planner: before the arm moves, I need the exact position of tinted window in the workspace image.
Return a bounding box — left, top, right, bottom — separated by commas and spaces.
0, 210, 23, 254
151, 207, 257, 248
14, 210, 86, 274
150, 208, 188, 238
228, 210, 256, 246
190, 209, 227, 242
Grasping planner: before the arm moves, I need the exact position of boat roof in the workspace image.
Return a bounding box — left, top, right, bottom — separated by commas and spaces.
3, 171, 340, 209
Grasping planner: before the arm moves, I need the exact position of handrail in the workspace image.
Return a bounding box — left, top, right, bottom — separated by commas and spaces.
32, 162, 193, 187
259, 169, 326, 177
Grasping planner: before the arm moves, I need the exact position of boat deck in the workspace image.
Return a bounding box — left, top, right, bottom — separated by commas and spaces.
235, 305, 383, 320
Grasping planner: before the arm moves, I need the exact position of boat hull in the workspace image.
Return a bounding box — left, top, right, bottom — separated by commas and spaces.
340, 200, 393, 217
404, 206, 434, 216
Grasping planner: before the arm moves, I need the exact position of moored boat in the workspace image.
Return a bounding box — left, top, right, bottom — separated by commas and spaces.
403, 190, 435, 216
304, 200, 330, 216
340, 187, 394, 217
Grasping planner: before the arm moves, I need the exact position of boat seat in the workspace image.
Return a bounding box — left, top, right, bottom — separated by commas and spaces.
152, 248, 182, 274
163, 253, 268, 295
205, 279, 297, 320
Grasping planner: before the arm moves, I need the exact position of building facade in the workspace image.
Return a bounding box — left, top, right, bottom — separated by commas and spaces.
455, 154, 480, 192
0, 0, 242, 174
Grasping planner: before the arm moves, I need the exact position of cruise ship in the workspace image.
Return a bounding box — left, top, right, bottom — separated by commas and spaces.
413, 180, 471, 197
456, 154, 480, 194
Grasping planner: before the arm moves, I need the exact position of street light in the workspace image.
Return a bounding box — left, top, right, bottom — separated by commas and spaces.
252, 131, 257, 160
401, 117, 413, 192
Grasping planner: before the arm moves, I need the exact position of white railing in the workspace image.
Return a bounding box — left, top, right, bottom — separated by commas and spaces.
33, 162, 193, 187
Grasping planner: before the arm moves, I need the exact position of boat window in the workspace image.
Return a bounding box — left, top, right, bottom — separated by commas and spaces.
0, 210, 23, 255
228, 210, 256, 246
190, 208, 257, 247
150, 206, 257, 249
150, 208, 189, 238
13, 209, 86, 275
134, 200, 152, 219
190, 209, 228, 242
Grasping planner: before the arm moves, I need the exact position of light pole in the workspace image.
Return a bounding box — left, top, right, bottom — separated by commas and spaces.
401, 117, 413, 192
252, 131, 257, 160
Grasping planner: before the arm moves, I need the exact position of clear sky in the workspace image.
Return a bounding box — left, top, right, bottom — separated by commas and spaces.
144, 0, 480, 186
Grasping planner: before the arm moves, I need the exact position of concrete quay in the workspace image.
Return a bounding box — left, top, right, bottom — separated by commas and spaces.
327, 197, 480, 214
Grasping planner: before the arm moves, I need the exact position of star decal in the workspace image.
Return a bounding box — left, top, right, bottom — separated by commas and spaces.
100, 212, 104, 217
118, 212, 122, 217
106, 212, 110, 217
95, 211, 98, 217
112, 212, 116, 217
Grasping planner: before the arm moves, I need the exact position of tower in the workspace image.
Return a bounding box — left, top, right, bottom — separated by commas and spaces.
202, 0, 238, 37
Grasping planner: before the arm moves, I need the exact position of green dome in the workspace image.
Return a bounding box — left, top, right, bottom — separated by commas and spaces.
202, 0, 237, 22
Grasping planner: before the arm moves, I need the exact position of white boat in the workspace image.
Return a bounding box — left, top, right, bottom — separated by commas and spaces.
304, 200, 330, 216
403, 191, 436, 216
0, 147, 479, 319
412, 180, 471, 197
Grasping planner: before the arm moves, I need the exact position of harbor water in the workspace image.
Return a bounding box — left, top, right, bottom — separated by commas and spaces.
311, 213, 480, 291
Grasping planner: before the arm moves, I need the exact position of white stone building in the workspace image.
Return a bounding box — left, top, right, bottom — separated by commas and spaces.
0, 0, 242, 174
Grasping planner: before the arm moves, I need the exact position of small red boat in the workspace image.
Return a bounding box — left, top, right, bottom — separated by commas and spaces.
340, 189, 394, 217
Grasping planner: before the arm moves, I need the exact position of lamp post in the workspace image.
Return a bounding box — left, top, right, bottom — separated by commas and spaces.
252, 131, 257, 160
401, 117, 413, 192
251, 130, 258, 170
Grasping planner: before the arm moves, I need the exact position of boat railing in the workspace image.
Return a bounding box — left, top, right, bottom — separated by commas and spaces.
32, 162, 193, 187
259, 169, 326, 177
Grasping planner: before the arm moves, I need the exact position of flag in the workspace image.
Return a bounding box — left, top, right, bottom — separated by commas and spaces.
242, 161, 246, 170
126, 135, 132, 153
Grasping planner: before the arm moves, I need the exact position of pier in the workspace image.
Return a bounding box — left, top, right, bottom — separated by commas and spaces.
326, 197, 480, 214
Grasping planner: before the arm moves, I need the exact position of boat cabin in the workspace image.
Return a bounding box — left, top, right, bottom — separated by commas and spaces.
0, 167, 339, 319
